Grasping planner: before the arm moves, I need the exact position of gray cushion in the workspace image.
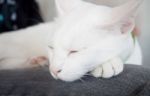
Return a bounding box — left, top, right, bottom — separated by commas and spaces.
0, 65, 150, 96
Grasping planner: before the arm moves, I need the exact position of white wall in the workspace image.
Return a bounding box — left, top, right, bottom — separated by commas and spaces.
140, 0, 150, 67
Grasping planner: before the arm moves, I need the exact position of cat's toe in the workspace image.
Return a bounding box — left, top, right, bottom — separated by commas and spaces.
91, 57, 124, 78
111, 57, 124, 76
91, 62, 114, 78
101, 62, 114, 78
91, 66, 103, 78
101, 57, 124, 78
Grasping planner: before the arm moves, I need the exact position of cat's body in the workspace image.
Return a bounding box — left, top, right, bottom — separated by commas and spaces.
0, 0, 143, 82
0, 23, 52, 69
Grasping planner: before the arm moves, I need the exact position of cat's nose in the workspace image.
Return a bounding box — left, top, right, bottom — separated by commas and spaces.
51, 68, 62, 76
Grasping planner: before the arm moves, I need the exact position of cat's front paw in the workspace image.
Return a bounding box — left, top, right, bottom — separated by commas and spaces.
91, 57, 124, 78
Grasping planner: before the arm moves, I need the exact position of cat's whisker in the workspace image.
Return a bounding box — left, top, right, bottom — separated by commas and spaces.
79, 78, 85, 83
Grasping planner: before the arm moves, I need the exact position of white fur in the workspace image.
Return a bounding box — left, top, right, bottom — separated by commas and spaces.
126, 38, 142, 65
0, 0, 143, 82
91, 56, 124, 78
0, 23, 53, 69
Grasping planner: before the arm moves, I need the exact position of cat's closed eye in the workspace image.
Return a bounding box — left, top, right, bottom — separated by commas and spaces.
68, 50, 78, 56
68, 47, 88, 56
48, 46, 54, 50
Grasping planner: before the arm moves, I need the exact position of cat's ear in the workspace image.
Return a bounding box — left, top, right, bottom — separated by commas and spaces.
105, 0, 143, 34
55, 0, 82, 16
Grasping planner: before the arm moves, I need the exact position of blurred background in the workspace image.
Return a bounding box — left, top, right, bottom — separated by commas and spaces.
140, 0, 150, 67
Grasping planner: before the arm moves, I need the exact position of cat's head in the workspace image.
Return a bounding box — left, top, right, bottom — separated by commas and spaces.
48, 0, 143, 82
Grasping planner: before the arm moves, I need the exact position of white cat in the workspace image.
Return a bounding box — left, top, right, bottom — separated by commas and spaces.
47, 0, 143, 81
0, 0, 143, 82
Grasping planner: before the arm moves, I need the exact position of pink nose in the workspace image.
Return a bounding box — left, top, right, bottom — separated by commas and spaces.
51, 68, 62, 76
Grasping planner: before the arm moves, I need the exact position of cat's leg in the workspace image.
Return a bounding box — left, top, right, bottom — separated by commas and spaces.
91, 57, 123, 78
0, 56, 48, 70
0, 58, 33, 70
0, 44, 48, 70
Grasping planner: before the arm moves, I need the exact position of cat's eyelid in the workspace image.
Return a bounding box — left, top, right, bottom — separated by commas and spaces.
68, 50, 78, 56
70, 47, 87, 51
48, 45, 54, 49
70, 50, 78, 53
68, 47, 87, 55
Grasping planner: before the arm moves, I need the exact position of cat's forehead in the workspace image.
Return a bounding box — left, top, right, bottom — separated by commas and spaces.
58, 5, 112, 27
52, 27, 108, 50
52, 5, 112, 49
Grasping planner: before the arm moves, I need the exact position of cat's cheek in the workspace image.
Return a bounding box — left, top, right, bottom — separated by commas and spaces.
57, 73, 78, 82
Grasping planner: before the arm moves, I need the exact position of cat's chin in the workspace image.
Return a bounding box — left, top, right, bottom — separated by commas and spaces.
56, 71, 84, 82
50, 71, 59, 80
49, 70, 80, 82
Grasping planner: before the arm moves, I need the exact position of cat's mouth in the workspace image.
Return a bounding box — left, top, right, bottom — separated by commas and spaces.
50, 71, 59, 80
